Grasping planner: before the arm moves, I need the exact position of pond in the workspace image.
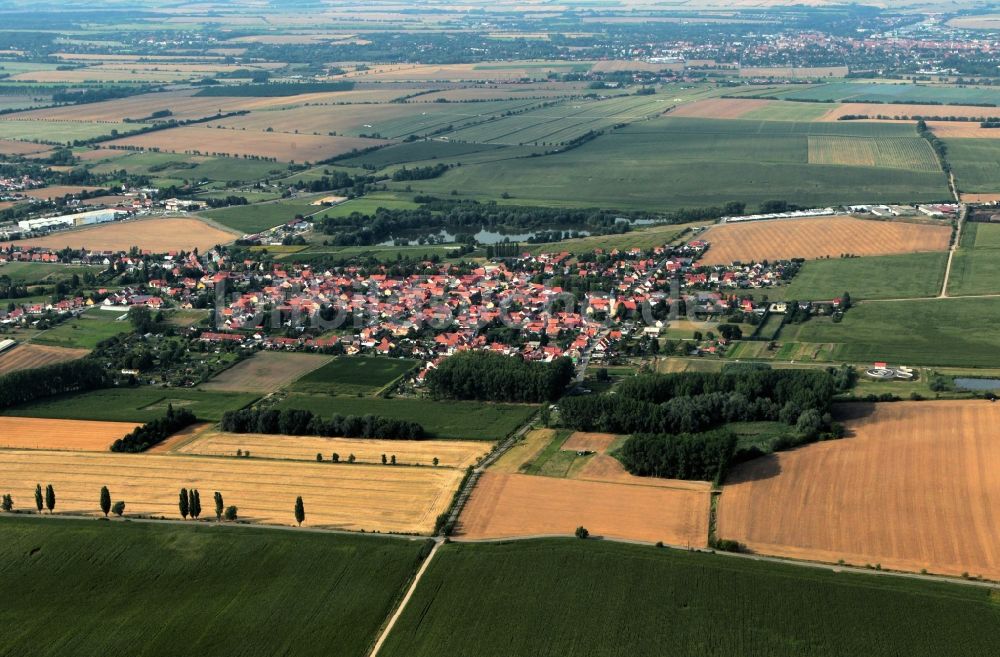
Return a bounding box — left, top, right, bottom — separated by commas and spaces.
954, 377, 1000, 391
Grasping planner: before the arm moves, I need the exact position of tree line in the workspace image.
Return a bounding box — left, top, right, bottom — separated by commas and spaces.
425, 351, 575, 403
110, 405, 197, 453
391, 163, 449, 181
561, 366, 852, 435
0, 360, 107, 411
220, 408, 425, 439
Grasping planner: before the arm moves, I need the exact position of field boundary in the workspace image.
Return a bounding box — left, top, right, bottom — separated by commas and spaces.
367, 540, 441, 657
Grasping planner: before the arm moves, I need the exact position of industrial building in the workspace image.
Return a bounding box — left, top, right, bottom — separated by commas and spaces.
17, 209, 118, 232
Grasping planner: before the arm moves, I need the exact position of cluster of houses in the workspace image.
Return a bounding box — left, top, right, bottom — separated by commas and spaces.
191, 244, 721, 365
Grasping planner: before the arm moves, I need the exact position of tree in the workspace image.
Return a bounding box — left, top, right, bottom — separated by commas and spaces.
224, 505, 238, 521
214, 492, 224, 521
100, 486, 111, 517
390, 454, 396, 465
348, 454, 356, 463
190, 489, 202, 519
128, 305, 155, 333
34, 484, 42, 513
331, 452, 340, 463
1, 494, 12, 512
432, 457, 439, 467
316, 452, 323, 462
45, 484, 55, 514
179, 488, 189, 519
381, 453, 387, 465
294, 496, 305, 527
575, 526, 589, 539
112, 501, 125, 517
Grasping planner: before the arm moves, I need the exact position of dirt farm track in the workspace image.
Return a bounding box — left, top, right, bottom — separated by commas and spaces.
718, 401, 1000, 580
697, 215, 951, 265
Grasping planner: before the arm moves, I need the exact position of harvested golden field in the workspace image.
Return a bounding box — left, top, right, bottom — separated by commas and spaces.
697, 216, 951, 265
669, 98, 773, 119
718, 401, 1000, 580
458, 472, 710, 545
562, 431, 617, 452
0, 449, 460, 533
23, 185, 101, 200
415, 86, 585, 102
591, 60, 683, 73
201, 352, 332, 393
927, 122, 1000, 139
820, 102, 1000, 122
14, 217, 238, 252
104, 125, 387, 162
347, 62, 585, 82
947, 14, 1000, 29
175, 431, 490, 468
488, 428, 554, 474
0, 417, 138, 451
0, 343, 88, 375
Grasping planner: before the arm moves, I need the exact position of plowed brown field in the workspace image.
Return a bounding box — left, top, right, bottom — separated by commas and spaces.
820, 103, 1000, 122
201, 351, 332, 393
458, 471, 710, 545
718, 401, 1000, 580
562, 431, 617, 452
697, 216, 950, 265
0, 344, 88, 375
0, 449, 460, 533
0, 417, 138, 450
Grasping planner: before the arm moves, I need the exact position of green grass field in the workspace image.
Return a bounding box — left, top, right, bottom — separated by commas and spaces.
2, 387, 259, 422
379, 539, 1000, 657
767, 253, 948, 301
755, 81, 1000, 105
795, 297, 1000, 367
276, 393, 535, 440
291, 356, 418, 395
202, 196, 322, 233
0, 516, 426, 657
401, 118, 950, 210
338, 140, 506, 168
0, 120, 113, 143
946, 222, 1000, 296
0, 262, 102, 283
90, 151, 289, 183
32, 312, 131, 350
945, 138, 1000, 193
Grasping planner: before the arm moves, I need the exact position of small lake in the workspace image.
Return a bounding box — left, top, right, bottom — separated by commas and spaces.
954, 377, 1000, 391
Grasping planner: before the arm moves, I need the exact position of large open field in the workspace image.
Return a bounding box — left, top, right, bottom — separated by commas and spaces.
175, 430, 489, 468
754, 81, 1000, 106
276, 393, 535, 440
697, 216, 950, 265
378, 539, 1000, 657
944, 138, 1000, 193
201, 196, 323, 233
202, 351, 332, 393
290, 356, 417, 395
457, 471, 710, 545
719, 401, 1000, 580
401, 118, 951, 210
794, 297, 1000, 367
946, 222, 1000, 296
767, 252, 948, 301
13, 217, 238, 252
104, 125, 387, 163
0, 449, 459, 533
0, 516, 425, 657
0, 343, 89, 375
0, 417, 138, 450
2, 387, 260, 423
